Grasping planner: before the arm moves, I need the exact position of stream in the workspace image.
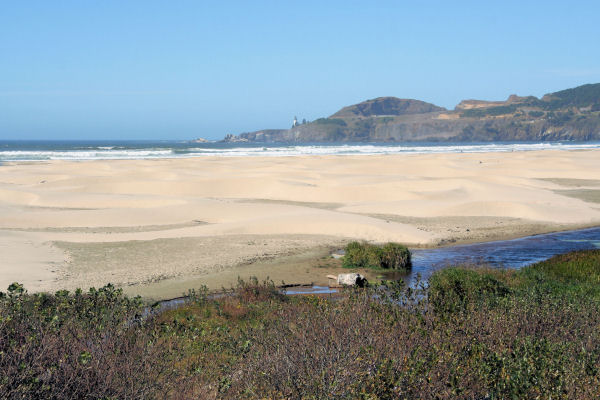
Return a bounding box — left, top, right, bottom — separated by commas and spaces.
287, 227, 600, 295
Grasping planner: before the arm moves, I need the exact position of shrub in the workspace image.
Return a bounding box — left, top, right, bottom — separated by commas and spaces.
312, 118, 347, 126
343, 241, 381, 269
4, 250, 600, 398
428, 267, 511, 313
528, 110, 545, 118
0, 284, 197, 399
342, 241, 411, 271
380, 242, 411, 270
228, 263, 600, 399
232, 276, 287, 303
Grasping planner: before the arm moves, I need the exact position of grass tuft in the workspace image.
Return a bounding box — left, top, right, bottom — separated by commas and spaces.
343, 241, 411, 271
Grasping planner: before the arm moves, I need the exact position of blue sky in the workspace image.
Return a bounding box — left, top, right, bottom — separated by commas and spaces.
1, 1, 599, 140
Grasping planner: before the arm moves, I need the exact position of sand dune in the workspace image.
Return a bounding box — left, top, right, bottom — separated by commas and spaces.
1, 150, 599, 296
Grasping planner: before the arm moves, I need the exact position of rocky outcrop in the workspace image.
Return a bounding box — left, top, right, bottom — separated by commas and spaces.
230, 129, 287, 142
455, 99, 506, 110
222, 134, 248, 143
328, 273, 367, 288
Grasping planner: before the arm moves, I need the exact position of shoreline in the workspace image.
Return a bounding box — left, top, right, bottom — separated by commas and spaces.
2, 141, 600, 164
136, 223, 600, 303
5, 221, 599, 301
416, 221, 600, 249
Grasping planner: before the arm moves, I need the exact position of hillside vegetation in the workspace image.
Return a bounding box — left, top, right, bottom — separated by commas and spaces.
330, 97, 445, 118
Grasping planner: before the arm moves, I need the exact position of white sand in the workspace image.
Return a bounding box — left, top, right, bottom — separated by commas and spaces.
1, 150, 599, 296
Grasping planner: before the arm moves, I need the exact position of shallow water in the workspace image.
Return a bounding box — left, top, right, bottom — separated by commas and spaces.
410, 227, 600, 282
285, 286, 335, 295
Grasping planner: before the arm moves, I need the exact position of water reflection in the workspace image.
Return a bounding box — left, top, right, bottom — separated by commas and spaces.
409, 227, 600, 284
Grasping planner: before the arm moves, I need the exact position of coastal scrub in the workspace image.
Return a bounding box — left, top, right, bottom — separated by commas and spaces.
342, 241, 412, 271
3, 251, 600, 398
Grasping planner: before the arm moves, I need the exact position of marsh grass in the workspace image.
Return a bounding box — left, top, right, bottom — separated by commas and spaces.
528, 249, 600, 283
343, 241, 411, 271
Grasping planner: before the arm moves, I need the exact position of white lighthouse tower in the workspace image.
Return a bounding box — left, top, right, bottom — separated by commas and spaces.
292, 116, 298, 128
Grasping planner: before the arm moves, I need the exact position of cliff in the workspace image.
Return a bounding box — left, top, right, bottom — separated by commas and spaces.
224, 83, 600, 143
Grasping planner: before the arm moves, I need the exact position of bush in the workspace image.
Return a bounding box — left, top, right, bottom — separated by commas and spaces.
380, 242, 412, 269
428, 267, 511, 313
528, 110, 545, 118
312, 118, 347, 126
342, 241, 411, 271
232, 276, 287, 303
4, 250, 600, 398
0, 284, 197, 399
229, 261, 600, 398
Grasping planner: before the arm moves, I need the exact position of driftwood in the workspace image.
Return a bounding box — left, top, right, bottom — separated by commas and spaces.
327, 273, 367, 288
327, 275, 342, 288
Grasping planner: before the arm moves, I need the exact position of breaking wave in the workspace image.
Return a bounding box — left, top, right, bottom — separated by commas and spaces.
1, 141, 599, 161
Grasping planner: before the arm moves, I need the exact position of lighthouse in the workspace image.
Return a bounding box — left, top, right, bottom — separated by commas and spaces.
292, 116, 298, 128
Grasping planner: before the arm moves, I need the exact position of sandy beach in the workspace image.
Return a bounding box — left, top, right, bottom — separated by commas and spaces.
1, 150, 600, 299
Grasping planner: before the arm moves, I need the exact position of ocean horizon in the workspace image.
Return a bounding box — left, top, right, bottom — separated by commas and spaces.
1, 140, 600, 162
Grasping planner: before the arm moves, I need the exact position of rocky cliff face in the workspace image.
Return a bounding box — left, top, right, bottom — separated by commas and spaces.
225, 83, 600, 143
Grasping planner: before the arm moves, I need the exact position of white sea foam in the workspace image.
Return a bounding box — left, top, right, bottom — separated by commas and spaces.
1, 142, 599, 161
0, 149, 174, 161
177, 142, 600, 157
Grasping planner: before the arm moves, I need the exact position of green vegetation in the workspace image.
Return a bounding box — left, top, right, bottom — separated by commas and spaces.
429, 250, 600, 306
460, 84, 600, 117
461, 104, 518, 118
428, 267, 511, 313
3, 250, 600, 398
375, 116, 395, 123
547, 110, 575, 125
528, 110, 545, 118
331, 97, 445, 118
0, 284, 187, 398
312, 117, 347, 126
544, 83, 600, 109
342, 241, 411, 270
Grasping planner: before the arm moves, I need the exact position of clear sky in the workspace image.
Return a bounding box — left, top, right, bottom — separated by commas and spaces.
1, 1, 600, 140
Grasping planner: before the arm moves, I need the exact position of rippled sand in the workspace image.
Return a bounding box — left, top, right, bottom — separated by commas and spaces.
1, 150, 599, 298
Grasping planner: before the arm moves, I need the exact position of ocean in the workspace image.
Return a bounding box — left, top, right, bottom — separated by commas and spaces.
1, 140, 600, 162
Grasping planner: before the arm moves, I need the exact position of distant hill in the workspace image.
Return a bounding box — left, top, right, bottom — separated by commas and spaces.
541, 83, 600, 109
225, 83, 600, 143
330, 97, 445, 118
